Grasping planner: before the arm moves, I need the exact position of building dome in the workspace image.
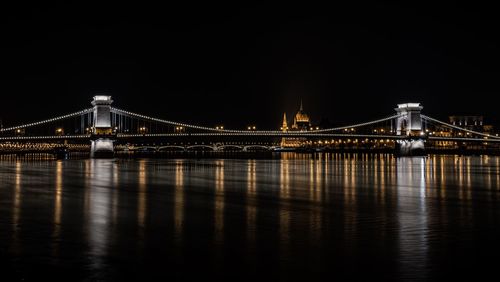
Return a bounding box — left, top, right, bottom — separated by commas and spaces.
291, 101, 311, 131
294, 111, 310, 123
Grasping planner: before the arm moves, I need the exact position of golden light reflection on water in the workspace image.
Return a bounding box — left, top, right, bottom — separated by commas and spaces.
309, 157, 323, 244
344, 154, 357, 206
53, 161, 63, 240
278, 158, 292, 257
214, 159, 225, 244
379, 155, 387, 204
246, 160, 257, 245
343, 154, 358, 239
3, 154, 500, 278
440, 156, 446, 199
138, 159, 147, 228
323, 154, 330, 201
312, 158, 322, 202
486, 157, 493, 192
13, 162, 22, 229
174, 160, 184, 242
466, 157, 472, 200
279, 159, 291, 249
280, 159, 290, 200
12, 161, 22, 255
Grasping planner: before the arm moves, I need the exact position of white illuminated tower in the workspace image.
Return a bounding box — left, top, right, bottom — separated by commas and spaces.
91, 95, 113, 134
90, 95, 115, 157
395, 103, 423, 136
394, 103, 426, 156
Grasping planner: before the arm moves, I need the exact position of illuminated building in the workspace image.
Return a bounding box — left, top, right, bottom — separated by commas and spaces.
280, 101, 312, 147
280, 113, 289, 132
291, 101, 311, 131
449, 116, 484, 132
449, 115, 494, 134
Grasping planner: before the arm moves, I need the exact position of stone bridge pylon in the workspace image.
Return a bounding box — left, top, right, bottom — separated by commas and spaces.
90, 95, 115, 158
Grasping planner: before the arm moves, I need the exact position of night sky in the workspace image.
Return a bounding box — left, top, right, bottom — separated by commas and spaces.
1, 3, 499, 129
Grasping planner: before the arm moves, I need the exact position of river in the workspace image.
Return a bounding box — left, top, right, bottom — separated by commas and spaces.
1, 153, 499, 281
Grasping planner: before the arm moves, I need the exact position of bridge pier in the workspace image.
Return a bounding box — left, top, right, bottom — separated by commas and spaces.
395, 103, 426, 156
90, 95, 115, 158
90, 138, 114, 158
395, 138, 426, 156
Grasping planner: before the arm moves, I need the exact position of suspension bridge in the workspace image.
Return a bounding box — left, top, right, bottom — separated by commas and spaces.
1, 95, 499, 157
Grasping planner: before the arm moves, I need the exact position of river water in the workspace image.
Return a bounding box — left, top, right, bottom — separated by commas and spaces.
1, 153, 499, 281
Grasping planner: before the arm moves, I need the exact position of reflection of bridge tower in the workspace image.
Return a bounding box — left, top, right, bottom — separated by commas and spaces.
394, 103, 426, 156
90, 95, 115, 158
395, 103, 423, 136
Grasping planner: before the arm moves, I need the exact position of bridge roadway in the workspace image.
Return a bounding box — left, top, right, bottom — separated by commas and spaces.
1, 132, 499, 143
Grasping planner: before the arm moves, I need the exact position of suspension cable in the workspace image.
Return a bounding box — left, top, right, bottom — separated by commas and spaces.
312, 114, 402, 132
0, 108, 94, 132
111, 107, 403, 134
421, 115, 500, 139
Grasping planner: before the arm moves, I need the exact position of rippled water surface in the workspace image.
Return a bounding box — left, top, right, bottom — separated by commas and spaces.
1, 153, 500, 281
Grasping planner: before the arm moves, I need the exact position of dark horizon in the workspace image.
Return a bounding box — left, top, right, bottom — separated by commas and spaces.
1, 3, 499, 129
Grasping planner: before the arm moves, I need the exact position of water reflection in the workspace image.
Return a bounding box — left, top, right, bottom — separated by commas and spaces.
279, 159, 291, 249
12, 161, 22, 255
174, 160, 184, 242
54, 161, 63, 229
2, 154, 500, 280
52, 160, 63, 256
112, 162, 119, 222
87, 159, 113, 272
309, 158, 322, 244
396, 157, 429, 280
138, 159, 147, 228
344, 154, 357, 239
214, 159, 225, 245
246, 160, 257, 245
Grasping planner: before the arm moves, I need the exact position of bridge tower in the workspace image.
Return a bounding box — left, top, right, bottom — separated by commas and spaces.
395, 103, 423, 136
90, 95, 115, 158
394, 103, 426, 156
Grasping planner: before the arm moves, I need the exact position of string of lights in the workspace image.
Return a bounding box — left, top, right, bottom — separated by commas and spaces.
0, 108, 94, 132
422, 115, 500, 140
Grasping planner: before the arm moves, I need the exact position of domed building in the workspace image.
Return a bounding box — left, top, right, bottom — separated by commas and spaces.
291, 101, 311, 131
279, 101, 313, 148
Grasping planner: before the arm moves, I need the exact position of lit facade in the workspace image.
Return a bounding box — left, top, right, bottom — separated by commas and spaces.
280, 101, 312, 147
449, 116, 487, 132
291, 101, 311, 131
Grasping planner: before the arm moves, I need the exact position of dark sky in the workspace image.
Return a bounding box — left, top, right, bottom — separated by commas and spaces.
1, 3, 499, 129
